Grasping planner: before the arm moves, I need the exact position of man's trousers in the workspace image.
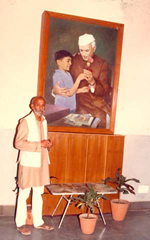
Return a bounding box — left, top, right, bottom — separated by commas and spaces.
15, 186, 44, 227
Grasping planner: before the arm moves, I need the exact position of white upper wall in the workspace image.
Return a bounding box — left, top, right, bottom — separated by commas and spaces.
115, 0, 150, 135
0, 0, 150, 206
0, 0, 150, 136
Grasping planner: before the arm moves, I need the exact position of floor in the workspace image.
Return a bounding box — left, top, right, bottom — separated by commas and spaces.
0, 210, 150, 240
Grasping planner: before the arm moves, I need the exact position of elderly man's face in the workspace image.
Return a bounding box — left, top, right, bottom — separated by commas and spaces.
31, 98, 46, 117
79, 43, 96, 61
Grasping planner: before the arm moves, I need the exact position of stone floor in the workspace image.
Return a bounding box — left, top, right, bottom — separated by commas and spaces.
0, 210, 150, 240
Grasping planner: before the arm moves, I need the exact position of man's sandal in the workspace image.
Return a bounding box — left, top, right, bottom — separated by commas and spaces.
17, 225, 31, 235
35, 223, 54, 231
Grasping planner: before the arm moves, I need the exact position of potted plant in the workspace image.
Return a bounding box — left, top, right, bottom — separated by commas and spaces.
74, 184, 108, 234
103, 168, 140, 221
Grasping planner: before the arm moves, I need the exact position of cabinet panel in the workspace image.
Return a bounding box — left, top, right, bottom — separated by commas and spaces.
48, 132, 68, 183
42, 133, 69, 215
105, 135, 124, 178
86, 135, 107, 182
65, 134, 88, 183
102, 135, 125, 213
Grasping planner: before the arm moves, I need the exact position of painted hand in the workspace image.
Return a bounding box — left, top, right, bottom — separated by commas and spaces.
53, 81, 68, 96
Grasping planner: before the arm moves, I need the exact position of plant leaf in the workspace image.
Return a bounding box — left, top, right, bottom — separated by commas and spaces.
125, 178, 140, 183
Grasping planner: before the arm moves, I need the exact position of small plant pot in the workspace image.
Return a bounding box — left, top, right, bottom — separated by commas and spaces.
111, 199, 130, 221
79, 213, 98, 234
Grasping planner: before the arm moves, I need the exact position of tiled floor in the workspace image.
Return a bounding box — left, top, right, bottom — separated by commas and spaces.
0, 210, 150, 240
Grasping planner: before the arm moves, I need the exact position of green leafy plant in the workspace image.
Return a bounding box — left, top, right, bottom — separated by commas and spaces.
74, 184, 108, 219
103, 168, 140, 203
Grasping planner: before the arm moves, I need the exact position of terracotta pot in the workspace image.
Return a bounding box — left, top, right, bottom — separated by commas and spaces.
79, 213, 98, 234
26, 205, 33, 225
111, 199, 130, 221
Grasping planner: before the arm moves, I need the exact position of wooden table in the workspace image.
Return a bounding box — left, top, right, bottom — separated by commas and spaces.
46, 183, 117, 228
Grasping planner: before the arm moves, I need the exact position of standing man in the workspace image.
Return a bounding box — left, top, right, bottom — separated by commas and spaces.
15, 96, 54, 235
53, 34, 110, 127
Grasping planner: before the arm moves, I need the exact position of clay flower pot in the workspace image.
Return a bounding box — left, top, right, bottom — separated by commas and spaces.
111, 199, 130, 221
79, 213, 98, 234
103, 168, 140, 221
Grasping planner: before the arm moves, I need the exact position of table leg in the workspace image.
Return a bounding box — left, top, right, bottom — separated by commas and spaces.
58, 195, 72, 228
96, 201, 106, 225
51, 195, 64, 217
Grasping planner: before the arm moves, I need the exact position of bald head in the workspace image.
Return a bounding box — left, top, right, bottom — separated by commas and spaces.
30, 96, 46, 106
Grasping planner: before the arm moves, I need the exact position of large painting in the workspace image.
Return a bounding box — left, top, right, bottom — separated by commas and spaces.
37, 11, 124, 134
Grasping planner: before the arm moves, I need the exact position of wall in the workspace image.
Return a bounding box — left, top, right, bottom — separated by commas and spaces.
0, 0, 150, 205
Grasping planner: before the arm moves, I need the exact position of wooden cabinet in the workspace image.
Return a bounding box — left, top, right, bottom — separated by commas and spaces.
42, 133, 124, 215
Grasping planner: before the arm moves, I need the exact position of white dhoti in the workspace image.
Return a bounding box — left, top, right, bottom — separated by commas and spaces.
16, 186, 44, 227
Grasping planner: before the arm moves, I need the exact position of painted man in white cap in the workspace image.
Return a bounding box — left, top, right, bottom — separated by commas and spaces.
53, 33, 110, 127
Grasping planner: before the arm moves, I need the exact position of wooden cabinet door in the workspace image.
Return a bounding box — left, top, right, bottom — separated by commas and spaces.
86, 135, 107, 182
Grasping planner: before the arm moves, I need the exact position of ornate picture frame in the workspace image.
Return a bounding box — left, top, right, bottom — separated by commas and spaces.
37, 11, 124, 134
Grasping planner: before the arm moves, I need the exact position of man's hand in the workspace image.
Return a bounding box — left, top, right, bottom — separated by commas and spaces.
53, 81, 69, 96
83, 69, 95, 85
76, 73, 89, 81
41, 140, 53, 148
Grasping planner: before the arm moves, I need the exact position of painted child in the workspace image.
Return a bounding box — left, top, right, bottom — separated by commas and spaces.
53, 50, 89, 112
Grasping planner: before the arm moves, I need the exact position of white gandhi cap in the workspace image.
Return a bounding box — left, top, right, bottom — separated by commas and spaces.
78, 33, 95, 46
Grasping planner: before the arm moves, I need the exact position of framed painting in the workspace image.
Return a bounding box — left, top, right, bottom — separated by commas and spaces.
37, 11, 124, 134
